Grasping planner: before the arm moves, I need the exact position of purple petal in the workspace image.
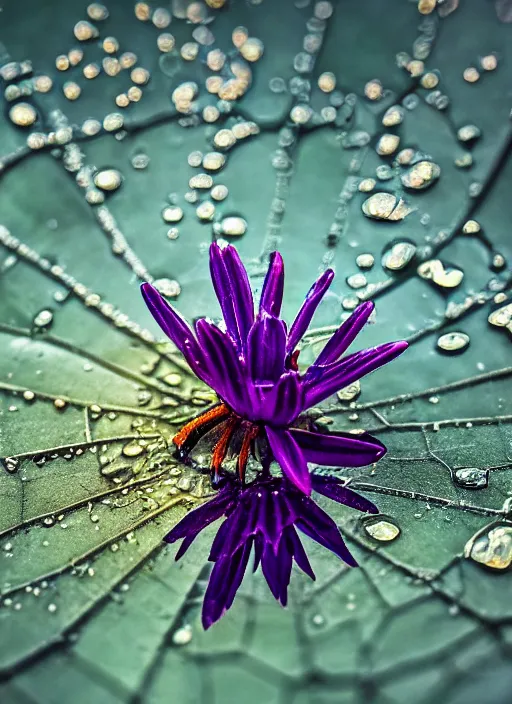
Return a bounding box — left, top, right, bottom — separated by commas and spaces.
194, 318, 248, 413
287, 527, 316, 580
209, 243, 240, 344
209, 496, 259, 560
255, 372, 303, 426
253, 533, 264, 572
286, 269, 334, 354
289, 492, 358, 567
261, 537, 293, 606
208, 511, 237, 561
260, 251, 284, 317
255, 487, 290, 550
140, 283, 210, 383
304, 340, 408, 408
289, 428, 386, 468
312, 475, 379, 514
202, 540, 253, 629
266, 427, 312, 496
221, 244, 255, 348
164, 488, 234, 555
313, 301, 375, 366
247, 312, 287, 383
296, 518, 358, 568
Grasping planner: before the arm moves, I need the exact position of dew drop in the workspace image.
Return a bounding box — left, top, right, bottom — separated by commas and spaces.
33, 309, 53, 329
122, 441, 144, 457
2, 457, 20, 473
356, 253, 374, 269
362, 193, 412, 221
401, 161, 440, 190
172, 624, 193, 646
465, 524, 512, 570
437, 331, 470, 353
337, 380, 361, 402
363, 515, 401, 542
454, 467, 489, 490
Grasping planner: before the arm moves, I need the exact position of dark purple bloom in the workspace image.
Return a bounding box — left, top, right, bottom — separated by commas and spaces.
141, 243, 407, 495
165, 473, 378, 629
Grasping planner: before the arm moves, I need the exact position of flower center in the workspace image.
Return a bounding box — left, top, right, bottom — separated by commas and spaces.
172, 402, 261, 482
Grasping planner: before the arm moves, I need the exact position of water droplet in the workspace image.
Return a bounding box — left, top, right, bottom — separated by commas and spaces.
382, 241, 417, 271
211, 185, 229, 202
402, 93, 419, 110
463, 67, 480, 83
347, 273, 367, 289
421, 71, 439, 88
290, 104, 313, 125
318, 72, 336, 93
162, 206, 183, 223
454, 151, 473, 169
337, 380, 361, 402
2, 457, 20, 473
401, 161, 440, 190
417, 260, 464, 288
362, 193, 412, 221
189, 173, 213, 189
122, 441, 144, 457
196, 202, 215, 221
9, 102, 37, 127
74, 20, 98, 41
480, 54, 498, 71
32, 309, 53, 329
363, 515, 401, 542
382, 105, 404, 127
172, 624, 193, 645
356, 253, 374, 269
488, 304, 512, 328
457, 124, 481, 143
221, 217, 247, 237
358, 179, 376, 193
465, 524, 512, 570
454, 467, 489, 490
87, 3, 109, 21
375, 165, 393, 181
437, 331, 470, 353
163, 373, 182, 387
311, 613, 325, 627
94, 169, 122, 192
364, 79, 383, 101
376, 134, 400, 156
103, 113, 124, 132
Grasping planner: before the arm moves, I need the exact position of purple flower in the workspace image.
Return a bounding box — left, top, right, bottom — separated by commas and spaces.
165, 473, 379, 629
141, 243, 407, 495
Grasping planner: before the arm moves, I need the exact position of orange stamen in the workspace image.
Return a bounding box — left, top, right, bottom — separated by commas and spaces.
289, 349, 300, 371
173, 403, 230, 450
237, 424, 260, 482
211, 416, 239, 475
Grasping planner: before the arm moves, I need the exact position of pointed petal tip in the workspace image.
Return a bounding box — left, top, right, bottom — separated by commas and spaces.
140, 281, 155, 298
202, 602, 227, 630
375, 443, 387, 461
